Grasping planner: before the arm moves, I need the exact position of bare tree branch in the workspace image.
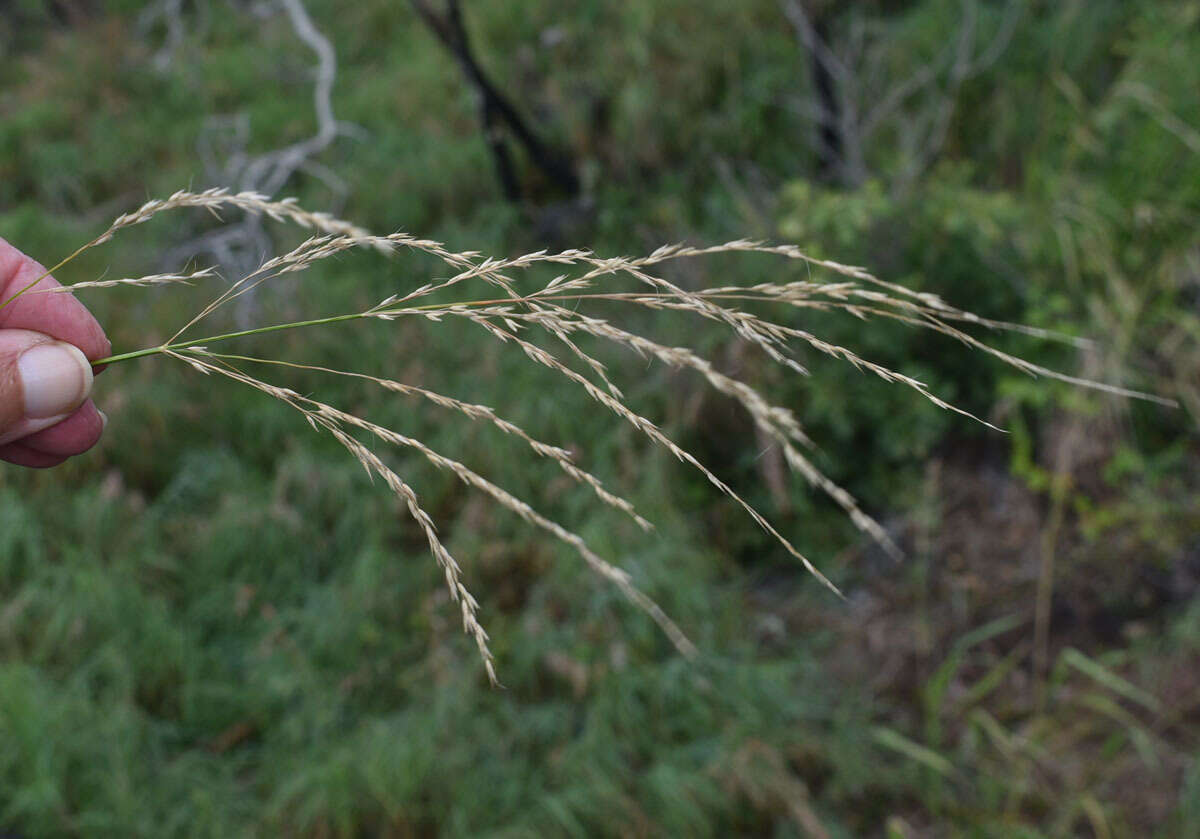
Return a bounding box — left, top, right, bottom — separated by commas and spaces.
137, 0, 186, 70
143, 0, 358, 326
1115, 81, 1200, 155
780, 0, 850, 84
782, 0, 1024, 188
241, 0, 340, 197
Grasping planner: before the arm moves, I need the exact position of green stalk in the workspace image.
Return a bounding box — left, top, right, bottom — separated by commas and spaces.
92, 312, 366, 366
89, 292, 575, 367
88, 291, 703, 368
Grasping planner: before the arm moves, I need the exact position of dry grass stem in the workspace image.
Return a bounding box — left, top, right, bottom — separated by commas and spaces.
175, 348, 692, 673
32, 266, 219, 293
100, 188, 381, 247
165, 349, 500, 683
200, 351, 652, 531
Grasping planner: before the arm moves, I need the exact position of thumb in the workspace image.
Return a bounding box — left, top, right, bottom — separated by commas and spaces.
0, 329, 94, 446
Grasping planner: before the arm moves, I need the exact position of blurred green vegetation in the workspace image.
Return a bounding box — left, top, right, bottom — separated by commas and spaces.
1, 0, 1198, 835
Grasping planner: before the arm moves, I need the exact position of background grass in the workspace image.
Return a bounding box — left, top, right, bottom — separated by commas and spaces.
1, 0, 1198, 835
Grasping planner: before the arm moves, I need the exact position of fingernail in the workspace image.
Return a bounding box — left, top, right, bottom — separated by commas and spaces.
98, 410, 109, 430
18, 342, 93, 419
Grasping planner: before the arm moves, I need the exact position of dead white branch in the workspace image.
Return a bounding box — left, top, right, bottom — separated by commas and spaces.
780, 0, 1023, 188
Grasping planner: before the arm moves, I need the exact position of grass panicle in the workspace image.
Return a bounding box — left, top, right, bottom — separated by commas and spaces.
3, 190, 1174, 681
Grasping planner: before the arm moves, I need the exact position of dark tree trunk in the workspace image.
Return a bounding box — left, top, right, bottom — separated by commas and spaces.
411, 0, 580, 203
810, 13, 843, 181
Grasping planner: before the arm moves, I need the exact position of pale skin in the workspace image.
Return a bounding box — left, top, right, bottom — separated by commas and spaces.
0, 236, 108, 468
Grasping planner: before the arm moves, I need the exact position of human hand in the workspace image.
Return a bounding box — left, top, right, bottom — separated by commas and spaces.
0, 236, 110, 468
